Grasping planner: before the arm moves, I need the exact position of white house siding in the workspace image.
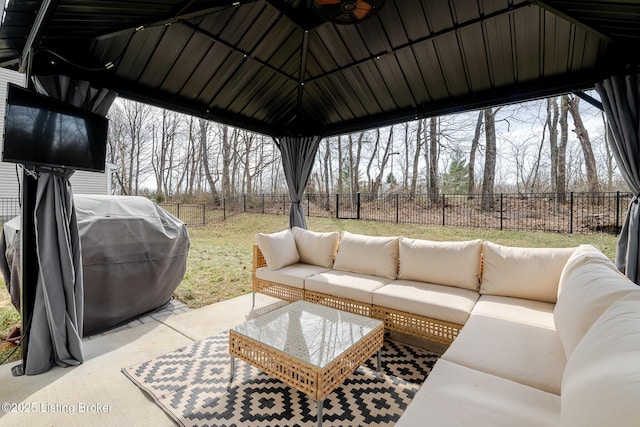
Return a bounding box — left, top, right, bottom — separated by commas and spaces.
0, 68, 26, 199
70, 170, 108, 194
0, 69, 113, 200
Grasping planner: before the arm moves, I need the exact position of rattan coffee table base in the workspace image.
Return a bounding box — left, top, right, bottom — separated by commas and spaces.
229, 319, 384, 427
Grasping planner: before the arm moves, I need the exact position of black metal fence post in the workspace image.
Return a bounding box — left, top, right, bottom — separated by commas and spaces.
336, 194, 339, 219
570, 192, 574, 233
395, 193, 399, 224
357, 192, 361, 220
500, 193, 504, 230
177, 203, 180, 220
202, 203, 206, 225
262, 194, 265, 214
616, 191, 620, 231
307, 193, 310, 217
442, 194, 446, 226
223, 198, 226, 220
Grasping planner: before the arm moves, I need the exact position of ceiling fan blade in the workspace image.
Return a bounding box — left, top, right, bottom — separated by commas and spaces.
353, 0, 372, 19
315, 0, 342, 5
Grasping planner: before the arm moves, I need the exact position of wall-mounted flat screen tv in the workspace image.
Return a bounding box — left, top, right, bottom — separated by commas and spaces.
2, 83, 109, 173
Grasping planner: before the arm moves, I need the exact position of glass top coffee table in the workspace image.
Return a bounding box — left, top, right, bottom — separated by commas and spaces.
229, 300, 384, 427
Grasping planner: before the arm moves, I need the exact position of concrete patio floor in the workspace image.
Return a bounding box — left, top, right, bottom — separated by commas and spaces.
0, 293, 444, 427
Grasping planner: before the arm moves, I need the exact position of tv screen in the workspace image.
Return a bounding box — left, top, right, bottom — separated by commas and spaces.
2, 83, 109, 173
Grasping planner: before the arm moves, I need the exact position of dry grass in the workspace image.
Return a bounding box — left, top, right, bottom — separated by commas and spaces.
0, 212, 619, 365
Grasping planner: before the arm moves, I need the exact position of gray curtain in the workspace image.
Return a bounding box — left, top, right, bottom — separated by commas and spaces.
595, 74, 640, 284
26, 170, 84, 374
23, 75, 117, 374
274, 136, 322, 229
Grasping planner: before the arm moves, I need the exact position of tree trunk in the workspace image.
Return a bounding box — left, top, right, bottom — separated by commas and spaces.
481, 108, 497, 211
547, 97, 559, 194
221, 125, 232, 197
409, 119, 422, 199
468, 111, 483, 196
558, 95, 569, 202
200, 119, 218, 197
337, 136, 344, 193
429, 117, 439, 203
568, 96, 599, 193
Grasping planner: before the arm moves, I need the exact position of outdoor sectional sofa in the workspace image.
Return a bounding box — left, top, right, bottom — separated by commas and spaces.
252, 227, 640, 426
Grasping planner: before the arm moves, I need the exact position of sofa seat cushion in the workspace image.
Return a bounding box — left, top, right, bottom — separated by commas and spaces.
396, 360, 561, 427
255, 264, 331, 289
554, 247, 636, 359
442, 311, 566, 394
372, 280, 479, 325
481, 242, 575, 303
291, 227, 339, 268
304, 270, 393, 304
561, 292, 640, 427
333, 231, 399, 279
398, 237, 482, 291
472, 295, 556, 329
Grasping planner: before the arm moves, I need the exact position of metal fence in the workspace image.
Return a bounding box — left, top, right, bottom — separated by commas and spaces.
0, 198, 20, 223
2, 192, 629, 235
203, 191, 631, 235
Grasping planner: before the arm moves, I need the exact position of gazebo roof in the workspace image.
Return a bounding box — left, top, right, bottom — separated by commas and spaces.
0, 0, 638, 137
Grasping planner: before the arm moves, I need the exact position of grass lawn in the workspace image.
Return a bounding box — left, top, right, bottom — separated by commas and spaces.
0, 212, 619, 365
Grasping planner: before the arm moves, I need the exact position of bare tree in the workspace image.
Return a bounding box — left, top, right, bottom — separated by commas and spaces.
568, 95, 599, 193
428, 117, 439, 202
557, 95, 569, 202
468, 111, 483, 196
481, 107, 498, 210
349, 132, 364, 193
199, 118, 219, 197
409, 120, 422, 199
114, 99, 153, 195
370, 127, 394, 196
547, 97, 559, 194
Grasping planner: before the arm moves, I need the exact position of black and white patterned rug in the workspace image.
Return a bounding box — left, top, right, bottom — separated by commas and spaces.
123, 332, 439, 427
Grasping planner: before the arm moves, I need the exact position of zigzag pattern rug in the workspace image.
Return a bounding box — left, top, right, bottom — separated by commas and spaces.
123, 332, 439, 427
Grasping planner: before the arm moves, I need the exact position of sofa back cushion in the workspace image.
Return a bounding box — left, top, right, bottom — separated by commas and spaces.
554, 246, 636, 358
561, 292, 640, 427
398, 237, 482, 291
333, 231, 399, 279
480, 242, 574, 303
292, 227, 340, 268
255, 229, 299, 270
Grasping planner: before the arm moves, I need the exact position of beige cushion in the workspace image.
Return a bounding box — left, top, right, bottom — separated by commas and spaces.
291, 227, 339, 268
473, 295, 556, 329
255, 264, 330, 289
333, 231, 399, 279
397, 360, 561, 427
372, 280, 479, 325
562, 292, 640, 427
304, 270, 393, 304
557, 244, 612, 293
398, 237, 482, 291
255, 229, 299, 270
442, 312, 566, 395
554, 255, 636, 359
481, 242, 575, 303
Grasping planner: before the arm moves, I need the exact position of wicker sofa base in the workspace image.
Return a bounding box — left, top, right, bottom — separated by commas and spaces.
253, 275, 304, 302
304, 290, 373, 317
371, 306, 461, 345
252, 244, 463, 345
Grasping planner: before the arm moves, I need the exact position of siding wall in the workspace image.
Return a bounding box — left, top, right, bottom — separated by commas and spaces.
0, 69, 111, 198
0, 69, 26, 198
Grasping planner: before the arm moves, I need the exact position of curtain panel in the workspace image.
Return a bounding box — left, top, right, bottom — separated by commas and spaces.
596, 74, 640, 285
274, 136, 322, 229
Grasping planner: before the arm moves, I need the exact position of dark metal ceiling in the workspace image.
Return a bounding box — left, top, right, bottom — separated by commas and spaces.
0, 0, 639, 137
